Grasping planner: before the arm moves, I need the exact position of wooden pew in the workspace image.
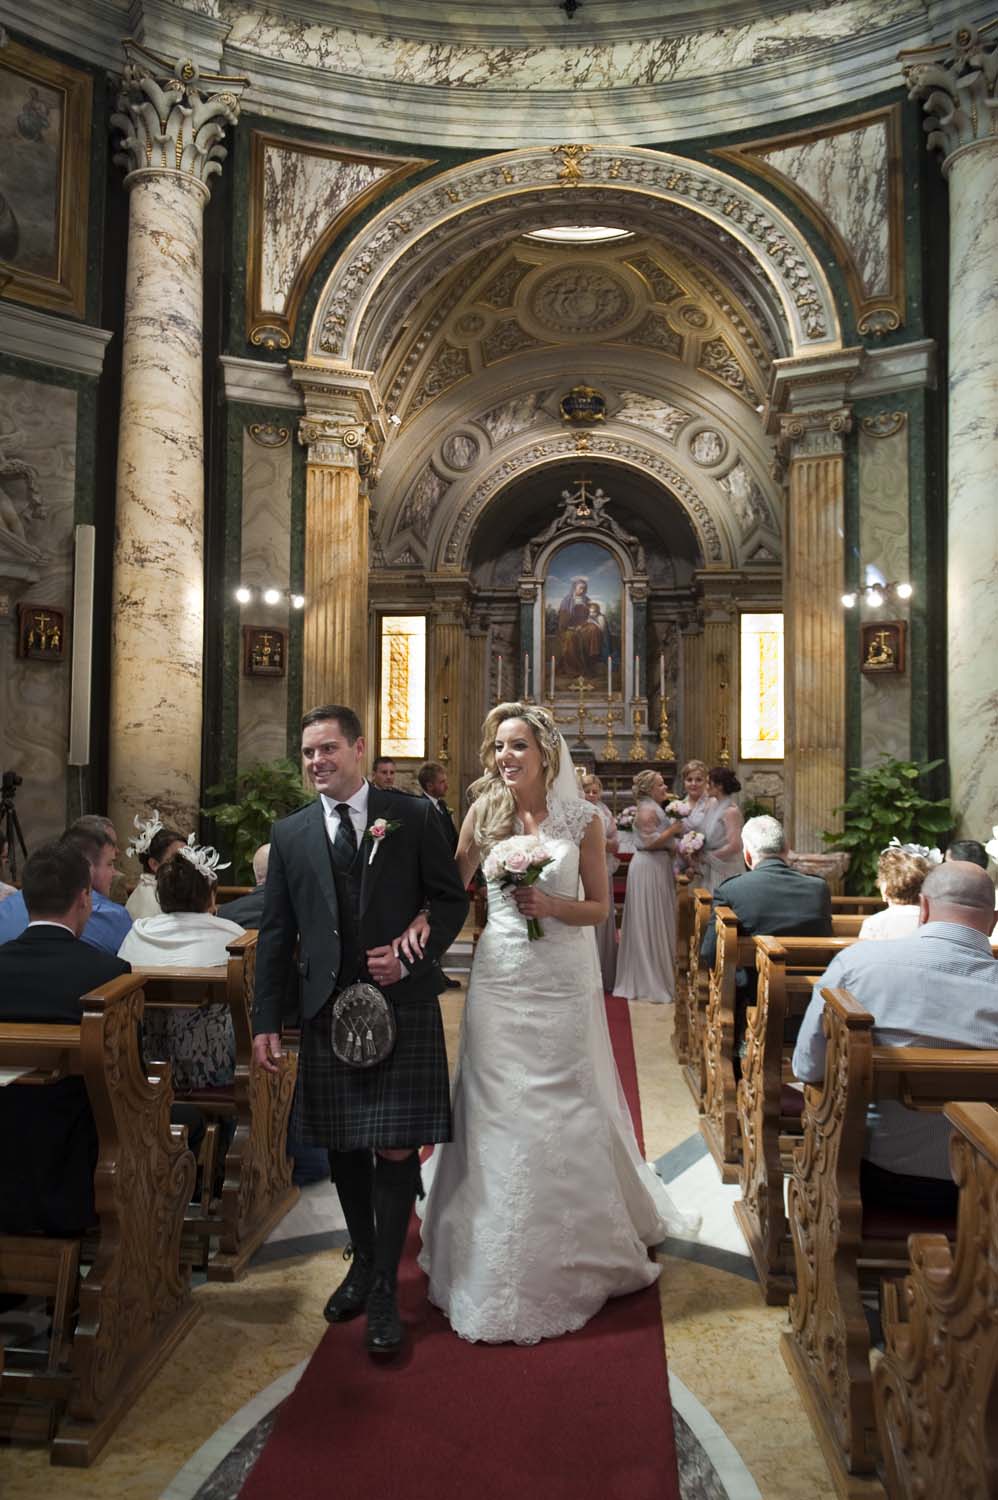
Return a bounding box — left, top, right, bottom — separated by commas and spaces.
135, 932, 299, 1282
681, 887, 713, 1105
873, 1101, 998, 1500
700, 906, 751, 1181
0, 975, 199, 1466
672, 875, 692, 1063
832, 897, 885, 915
734, 936, 856, 1303
781, 988, 998, 1496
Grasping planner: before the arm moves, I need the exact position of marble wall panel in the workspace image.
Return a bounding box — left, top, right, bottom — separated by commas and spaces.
476, 391, 551, 446
0, 374, 77, 844
615, 391, 691, 444
226, 0, 919, 92
759, 120, 889, 297
858, 417, 910, 766
237, 428, 293, 771
260, 144, 392, 315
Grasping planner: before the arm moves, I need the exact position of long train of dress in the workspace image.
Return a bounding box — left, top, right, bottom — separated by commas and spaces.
418, 799, 698, 1345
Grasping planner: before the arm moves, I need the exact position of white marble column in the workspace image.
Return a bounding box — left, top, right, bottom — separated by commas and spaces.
903, 23, 998, 834
108, 45, 245, 839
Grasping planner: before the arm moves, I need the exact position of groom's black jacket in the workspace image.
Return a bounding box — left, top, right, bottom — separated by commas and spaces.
252, 786, 469, 1035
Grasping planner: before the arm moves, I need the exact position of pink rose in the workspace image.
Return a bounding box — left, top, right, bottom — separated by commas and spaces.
529, 847, 549, 867
505, 850, 529, 873
370, 818, 388, 840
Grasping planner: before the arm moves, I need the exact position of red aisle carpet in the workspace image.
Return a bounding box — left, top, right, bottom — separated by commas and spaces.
238, 995, 680, 1500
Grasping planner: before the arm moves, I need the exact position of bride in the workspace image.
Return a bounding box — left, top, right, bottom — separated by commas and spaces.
413, 701, 698, 1346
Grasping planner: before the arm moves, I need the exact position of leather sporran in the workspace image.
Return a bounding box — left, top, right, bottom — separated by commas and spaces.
331, 981, 396, 1068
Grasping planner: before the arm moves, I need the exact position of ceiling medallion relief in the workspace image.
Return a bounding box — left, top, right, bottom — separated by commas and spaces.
525, 264, 637, 340
308, 147, 841, 369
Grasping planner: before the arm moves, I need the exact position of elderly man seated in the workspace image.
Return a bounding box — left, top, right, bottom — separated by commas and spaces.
793, 861, 998, 1217
217, 843, 270, 928
700, 814, 833, 972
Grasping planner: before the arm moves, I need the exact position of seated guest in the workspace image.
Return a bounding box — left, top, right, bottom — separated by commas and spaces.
0, 823, 132, 954
217, 843, 270, 928
947, 838, 998, 937
0, 831, 15, 902
118, 842, 244, 1090
793, 862, 998, 1216
859, 843, 932, 940
125, 810, 186, 919
0, 840, 128, 1235
700, 814, 833, 972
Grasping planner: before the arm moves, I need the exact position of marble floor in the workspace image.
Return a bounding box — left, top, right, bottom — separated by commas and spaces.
0, 985, 836, 1500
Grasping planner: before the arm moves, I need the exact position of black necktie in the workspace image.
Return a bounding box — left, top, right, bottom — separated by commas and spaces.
331, 802, 358, 871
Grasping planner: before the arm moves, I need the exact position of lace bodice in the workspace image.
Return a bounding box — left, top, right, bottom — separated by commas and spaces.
511, 794, 597, 846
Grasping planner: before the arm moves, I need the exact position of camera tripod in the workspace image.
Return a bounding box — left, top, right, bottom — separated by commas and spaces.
0, 771, 27, 883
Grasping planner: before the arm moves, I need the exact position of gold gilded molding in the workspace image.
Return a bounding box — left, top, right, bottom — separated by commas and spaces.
551, 144, 593, 186
0, 37, 92, 319
247, 422, 290, 447
246, 131, 434, 352
712, 105, 906, 343
860, 411, 907, 439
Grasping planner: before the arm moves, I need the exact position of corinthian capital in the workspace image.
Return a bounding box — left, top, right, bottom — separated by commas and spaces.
900, 20, 998, 169
111, 40, 248, 184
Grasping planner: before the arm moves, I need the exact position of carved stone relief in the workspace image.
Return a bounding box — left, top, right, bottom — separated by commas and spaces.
717, 459, 773, 535
619, 312, 682, 356
410, 342, 472, 413
528, 266, 632, 336
480, 258, 533, 309
482, 318, 544, 364
690, 428, 727, 467
626, 253, 684, 304
398, 463, 449, 542
615, 391, 692, 444
700, 337, 759, 403
477, 391, 553, 446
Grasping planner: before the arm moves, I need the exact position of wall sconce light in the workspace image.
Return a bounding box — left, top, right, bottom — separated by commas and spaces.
841, 580, 913, 609
233, 586, 306, 609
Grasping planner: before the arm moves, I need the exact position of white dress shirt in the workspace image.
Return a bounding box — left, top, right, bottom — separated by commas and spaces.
793, 921, 998, 1178
321, 781, 370, 850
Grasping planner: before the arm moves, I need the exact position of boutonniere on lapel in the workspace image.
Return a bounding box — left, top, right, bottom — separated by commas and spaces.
364, 817, 402, 866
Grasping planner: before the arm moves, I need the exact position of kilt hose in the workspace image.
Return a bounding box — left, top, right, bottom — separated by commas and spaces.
292, 987, 452, 1152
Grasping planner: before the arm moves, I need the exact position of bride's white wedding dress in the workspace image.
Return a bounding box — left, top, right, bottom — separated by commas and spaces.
418, 794, 699, 1345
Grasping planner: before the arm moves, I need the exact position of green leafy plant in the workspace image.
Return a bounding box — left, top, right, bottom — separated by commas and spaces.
741, 796, 775, 821
823, 756, 952, 895
202, 758, 314, 883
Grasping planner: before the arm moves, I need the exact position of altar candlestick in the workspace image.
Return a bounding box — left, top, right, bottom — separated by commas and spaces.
659, 652, 665, 702
607, 655, 613, 698
497, 654, 503, 701
523, 652, 530, 700
549, 655, 555, 700
634, 653, 639, 696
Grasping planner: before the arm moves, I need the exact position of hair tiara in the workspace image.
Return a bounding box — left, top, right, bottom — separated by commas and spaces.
178, 833, 231, 881
126, 808, 163, 858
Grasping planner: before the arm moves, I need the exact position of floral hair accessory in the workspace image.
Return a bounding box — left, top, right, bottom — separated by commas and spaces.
126, 809, 163, 859
985, 826, 998, 865
178, 833, 231, 881
883, 835, 943, 864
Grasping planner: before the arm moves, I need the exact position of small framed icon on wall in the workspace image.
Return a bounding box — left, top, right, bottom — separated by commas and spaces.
860, 620, 906, 676
16, 603, 66, 661
243, 625, 287, 677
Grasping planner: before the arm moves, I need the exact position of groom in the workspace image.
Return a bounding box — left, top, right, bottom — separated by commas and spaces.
252, 704, 468, 1357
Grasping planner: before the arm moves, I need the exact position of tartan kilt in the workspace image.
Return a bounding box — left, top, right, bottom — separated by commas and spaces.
291, 988, 452, 1151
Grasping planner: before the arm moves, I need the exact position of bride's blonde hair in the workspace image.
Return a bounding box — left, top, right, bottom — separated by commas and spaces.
469, 701, 562, 853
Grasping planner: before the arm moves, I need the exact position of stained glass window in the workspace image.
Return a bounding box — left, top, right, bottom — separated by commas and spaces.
740, 613, 784, 760
379, 615, 426, 759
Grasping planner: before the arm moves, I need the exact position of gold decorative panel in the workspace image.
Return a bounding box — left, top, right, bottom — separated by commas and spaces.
740, 612, 784, 760
379, 615, 426, 759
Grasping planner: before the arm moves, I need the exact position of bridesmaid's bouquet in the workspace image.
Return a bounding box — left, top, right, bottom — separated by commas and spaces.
666, 798, 692, 819
678, 830, 705, 858
482, 835, 555, 940
615, 806, 637, 830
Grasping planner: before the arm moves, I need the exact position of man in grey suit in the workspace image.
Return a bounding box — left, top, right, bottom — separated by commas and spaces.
252, 705, 468, 1359
700, 815, 832, 972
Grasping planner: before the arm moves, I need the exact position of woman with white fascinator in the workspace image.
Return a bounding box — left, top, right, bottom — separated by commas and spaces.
118, 837, 244, 1089
408, 701, 699, 1346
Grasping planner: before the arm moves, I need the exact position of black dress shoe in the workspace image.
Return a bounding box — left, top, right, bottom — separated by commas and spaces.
365, 1271, 403, 1357
441, 974, 462, 989
323, 1246, 375, 1323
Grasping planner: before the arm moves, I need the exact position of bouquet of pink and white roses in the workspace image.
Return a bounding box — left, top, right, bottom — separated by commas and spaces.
666, 798, 692, 819
678, 830, 705, 858
482, 834, 555, 940
615, 806, 638, 831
